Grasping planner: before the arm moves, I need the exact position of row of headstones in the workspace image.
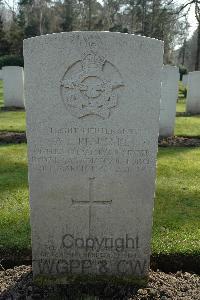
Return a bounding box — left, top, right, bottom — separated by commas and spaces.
159, 68, 200, 136
0, 64, 177, 136
0, 65, 198, 136
0, 66, 25, 108
182, 72, 200, 114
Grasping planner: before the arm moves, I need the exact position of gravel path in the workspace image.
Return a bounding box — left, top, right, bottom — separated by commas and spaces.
0, 266, 200, 299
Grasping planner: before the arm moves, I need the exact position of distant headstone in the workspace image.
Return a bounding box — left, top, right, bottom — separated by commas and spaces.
159, 65, 179, 137
24, 32, 163, 282
182, 74, 188, 87
2, 66, 25, 107
186, 71, 200, 114
0, 69, 3, 80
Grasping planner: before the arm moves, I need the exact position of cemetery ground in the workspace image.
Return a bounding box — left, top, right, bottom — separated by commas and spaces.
0, 81, 25, 134
175, 82, 200, 138
0, 81, 200, 299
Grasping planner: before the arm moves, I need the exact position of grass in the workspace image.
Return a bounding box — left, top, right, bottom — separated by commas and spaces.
175, 115, 200, 137
175, 82, 200, 137
0, 80, 26, 132
0, 144, 199, 255
0, 144, 30, 252
0, 111, 26, 132
153, 147, 200, 255
176, 99, 185, 113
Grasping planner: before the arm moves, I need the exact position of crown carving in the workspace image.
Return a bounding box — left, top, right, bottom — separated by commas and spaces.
81, 51, 105, 71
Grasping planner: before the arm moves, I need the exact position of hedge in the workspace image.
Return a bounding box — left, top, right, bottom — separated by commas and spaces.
0, 55, 24, 69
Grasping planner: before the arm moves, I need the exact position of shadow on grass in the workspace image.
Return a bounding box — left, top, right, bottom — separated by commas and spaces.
0, 107, 25, 112
176, 114, 200, 118
151, 254, 200, 274
0, 160, 28, 192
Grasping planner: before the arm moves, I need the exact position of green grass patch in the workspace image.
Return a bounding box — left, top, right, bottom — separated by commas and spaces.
176, 99, 185, 113
176, 83, 200, 137
0, 144, 199, 256
0, 111, 26, 132
175, 84, 200, 137
0, 79, 26, 132
175, 115, 200, 137
0, 144, 30, 252
153, 147, 200, 255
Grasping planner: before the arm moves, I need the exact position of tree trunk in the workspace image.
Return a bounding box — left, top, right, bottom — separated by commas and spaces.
39, 10, 43, 35
131, 9, 134, 33
181, 39, 186, 65
151, 0, 156, 36
88, 0, 91, 30
195, 22, 200, 70
141, 0, 146, 35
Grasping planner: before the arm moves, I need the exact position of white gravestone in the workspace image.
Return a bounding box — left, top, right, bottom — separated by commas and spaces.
0, 69, 3, 80
186, 71, 200, 114
24, 32, 163, 281
159, 65, 179, 137
182, 74, 188, 87
2, 66, 25, 108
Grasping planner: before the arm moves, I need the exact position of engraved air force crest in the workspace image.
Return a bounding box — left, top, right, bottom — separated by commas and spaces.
60, 50, 124, 119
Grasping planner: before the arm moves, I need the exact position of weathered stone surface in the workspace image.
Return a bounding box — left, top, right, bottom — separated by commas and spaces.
182, 74, 188, 87
2, 66, 25, 107
159, 65, 179, 137
0, 69, 3, 80
23, 32, 163, 280
186, 71, 200, 114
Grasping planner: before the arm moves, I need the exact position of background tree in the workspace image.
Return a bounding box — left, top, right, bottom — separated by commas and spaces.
0, 0, 186, 63
175, 0, 200, 70
0, 14, 10, 55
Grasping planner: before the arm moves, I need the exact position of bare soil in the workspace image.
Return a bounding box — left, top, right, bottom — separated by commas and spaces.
0, 132, 26, 144
0, 266, 200, 299
158, 136, 200, 147
0, 107, 25, 112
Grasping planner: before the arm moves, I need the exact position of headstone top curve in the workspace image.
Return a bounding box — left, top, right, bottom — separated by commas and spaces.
23, 31, 163, 47
2, 66, 23, 70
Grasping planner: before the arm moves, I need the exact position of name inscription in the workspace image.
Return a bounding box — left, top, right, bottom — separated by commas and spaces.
29, 127, 154, 174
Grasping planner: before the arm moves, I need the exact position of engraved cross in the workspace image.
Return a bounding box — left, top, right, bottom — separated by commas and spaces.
71, 177, 112, 236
